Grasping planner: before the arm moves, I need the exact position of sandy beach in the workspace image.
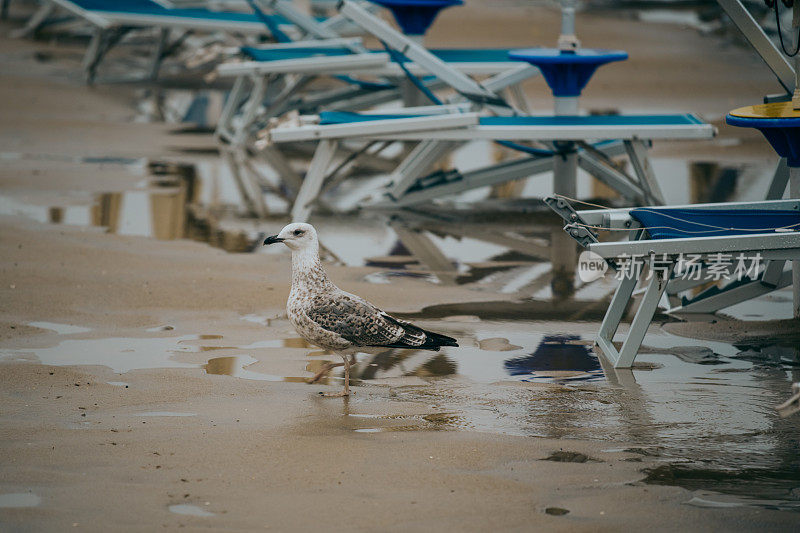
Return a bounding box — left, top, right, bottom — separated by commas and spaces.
1, 1, 799, 530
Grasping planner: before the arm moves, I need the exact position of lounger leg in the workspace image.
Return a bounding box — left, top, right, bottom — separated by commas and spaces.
259, 145, 304, 196
615, 263, 674, 368
215, 76, 247, 144
507, 83, 531, 114
223, 149, 264, 218
596, 272, 638, 367
148, 28, 169, 81
577, 150, 645, 203
625, 140, 665, 205
83, 28, 128, 85
11, 2, 55, 38
765, 158, 789, 200
291, 140, 337, 223
231, 76, 266, 149
791, 165, 800, 318
716, 0, 794, 93
553, 140, 578, 295
386, 140, 461, 200
261, 74, 312, 123
82, 28, 105, 82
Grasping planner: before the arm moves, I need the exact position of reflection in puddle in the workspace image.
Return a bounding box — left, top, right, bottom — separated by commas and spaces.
0, 326, 310, 381
0, 492, 41, 508
204, 356, 281, 381
349, 411, 466, 433
645, 466, 800, 511
504, 335, 604, 384
0, 160, 259, 253
3, 318, 797, 508
168, 504, 215, 517
333, 321, 799, 510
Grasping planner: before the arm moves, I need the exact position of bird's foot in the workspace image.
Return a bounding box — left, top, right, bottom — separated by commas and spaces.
319, 390, 351, 398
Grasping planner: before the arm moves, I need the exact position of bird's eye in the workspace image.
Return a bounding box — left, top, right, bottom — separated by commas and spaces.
293, 229, 304, 236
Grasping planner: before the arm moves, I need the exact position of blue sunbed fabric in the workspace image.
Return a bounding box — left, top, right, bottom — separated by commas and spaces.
319, 111, 425, 124
69, 0, 289, 24
630, 208, 800, 239
318, 111, 704, 127
241, 47, 517, 63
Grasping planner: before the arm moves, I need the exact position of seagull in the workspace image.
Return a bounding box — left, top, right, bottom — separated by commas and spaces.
264, 222, 458, 397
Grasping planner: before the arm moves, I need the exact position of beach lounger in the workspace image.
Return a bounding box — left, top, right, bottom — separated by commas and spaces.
544, 196, 800, 368
212, 0, 537, 146
247, 0, 712, 223
15, 0, 332, 82
213, 43, 534, 143
214, 0, 542, 218
213, 45, 535, 145
266, 109, 714, 222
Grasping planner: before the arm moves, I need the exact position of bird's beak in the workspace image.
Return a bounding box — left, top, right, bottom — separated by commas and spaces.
263, 235, 284, 246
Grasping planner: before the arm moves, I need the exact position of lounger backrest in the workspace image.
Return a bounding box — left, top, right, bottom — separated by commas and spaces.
630, 208, 800, 239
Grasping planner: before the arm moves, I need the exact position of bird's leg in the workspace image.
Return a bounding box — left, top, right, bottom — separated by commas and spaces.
320, 354, 352, 398
343, 354, 351, 396
308, 355, 356, 384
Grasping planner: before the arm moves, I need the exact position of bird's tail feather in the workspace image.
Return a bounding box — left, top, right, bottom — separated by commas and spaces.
369, 328, 458, 351
371, 315, 458, 351
420, 328, 458, 349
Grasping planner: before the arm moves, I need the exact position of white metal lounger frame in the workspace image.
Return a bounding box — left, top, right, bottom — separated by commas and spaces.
269, 109, 714, 221
552, 198, 800, 368
262, 0, 715, 222
547, 160, 794, 312
215, 0, 540, 218
212, 1, 537, 154
17, 0, 329, 83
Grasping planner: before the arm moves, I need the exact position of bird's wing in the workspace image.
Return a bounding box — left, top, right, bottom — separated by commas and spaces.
304, 292, 427, 348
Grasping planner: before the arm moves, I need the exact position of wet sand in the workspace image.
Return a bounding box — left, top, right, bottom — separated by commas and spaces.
0, 2, 798, 531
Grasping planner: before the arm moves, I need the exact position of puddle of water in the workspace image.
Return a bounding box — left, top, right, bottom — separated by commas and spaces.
168, 503, 215, 517
0, 328, 302, 381
0, 159, 260, 253
0, 492, 41, 508
503, 335, 604, 384
645, 464, 800, 510
27, 322, 91, 335
0, 335, 201, 374
318, 317, 799, 510
204, 356, 282, 381
348, 411, 466, 434
686, 491, 800, 511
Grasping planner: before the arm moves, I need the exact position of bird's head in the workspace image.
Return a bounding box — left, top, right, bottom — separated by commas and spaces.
263, 222, 318, 252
